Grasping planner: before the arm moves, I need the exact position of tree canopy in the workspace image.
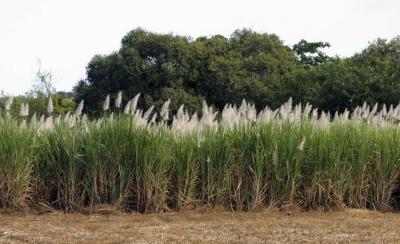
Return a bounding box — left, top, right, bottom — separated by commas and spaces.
74, 28, 299, 115
69, 28, 400, 115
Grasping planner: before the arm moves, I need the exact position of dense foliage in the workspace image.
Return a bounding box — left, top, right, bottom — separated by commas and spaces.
75, 29, 299, 115
74, 28, 400, 115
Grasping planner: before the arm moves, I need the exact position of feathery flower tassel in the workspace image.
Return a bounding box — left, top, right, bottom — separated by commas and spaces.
44, 116, 54, 130
68, 114, 76, 128
47, 96, 54, 114
19, 103, 29, 117
19, 104, 24, 117
150, 113, 157, 124
54, 115, 61, 126
143, 105, 154, 120
25, 103, 30, 117
30, 113, 38, 128
103, 95, 110, 111
115, 91, 122, 109
124, 100, 132, 114
19, 103, 29, 127
160, 99, 171, 121
5, 97, 13, 111
130, 93, 140, 115
75, 100, 84, 117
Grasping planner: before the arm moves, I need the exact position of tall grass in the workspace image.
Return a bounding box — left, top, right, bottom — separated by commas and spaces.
1, 95, 400, 212
0, 116, 34, 208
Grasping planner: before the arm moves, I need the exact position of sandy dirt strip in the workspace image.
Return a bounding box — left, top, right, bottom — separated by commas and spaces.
0, 208, 399, 243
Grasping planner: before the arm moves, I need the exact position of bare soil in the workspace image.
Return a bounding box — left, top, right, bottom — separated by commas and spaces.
0, 208, 399, 243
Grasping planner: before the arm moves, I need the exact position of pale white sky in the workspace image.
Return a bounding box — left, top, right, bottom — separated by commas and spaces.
0, 0, 399, 95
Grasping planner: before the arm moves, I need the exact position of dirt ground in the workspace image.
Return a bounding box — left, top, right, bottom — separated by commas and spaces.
0, 208, 399, 243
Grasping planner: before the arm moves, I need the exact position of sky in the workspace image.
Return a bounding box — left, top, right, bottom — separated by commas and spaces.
0, 0, 399, 95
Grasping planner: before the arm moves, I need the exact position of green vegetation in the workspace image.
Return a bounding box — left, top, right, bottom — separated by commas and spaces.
1, 95, 400, 212
74, 28, 400, 115
0, 116, 34, 208
2, 28, 400, 213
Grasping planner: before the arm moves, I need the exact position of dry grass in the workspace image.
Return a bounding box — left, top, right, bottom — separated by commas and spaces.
0, 209, 399, 243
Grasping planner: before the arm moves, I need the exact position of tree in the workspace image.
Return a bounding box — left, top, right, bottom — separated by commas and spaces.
74, 28, 198, 115
190, 29, 298, 110
75, 28, 299, 115
282, 36, 400, 113
74, 28, 400, 116
32, 59, 56, 97
293, 40, 331, 67
349, 37, 400, 106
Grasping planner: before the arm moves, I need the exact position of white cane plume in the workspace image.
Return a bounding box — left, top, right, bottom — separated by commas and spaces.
47, 97, 54, 114
76, 100, 84, 116
115, 91, 122, 109
64, 112, 71, 122
150, 113, 157, 124
143, 105, 154, 120
160, 99, 171, 121
103, 95, 110, 111
371, 103, 378, 116
30, 113, 37, 127
19, 103, 24, 117
124, 100, 132, 114
5, 97, 13, 111
82, 119, 89, 134
39, 115, 45, 124
19, 103, 29, 117
25, 103, 30, 116
130, 93, 140, 114
68, 114, 76, 128
54, 115, 61, 125
47, 115, 54, 128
